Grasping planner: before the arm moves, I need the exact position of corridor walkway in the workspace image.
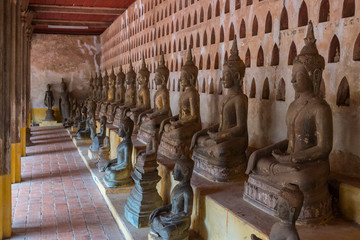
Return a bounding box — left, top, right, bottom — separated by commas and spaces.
11, 126, 125, 240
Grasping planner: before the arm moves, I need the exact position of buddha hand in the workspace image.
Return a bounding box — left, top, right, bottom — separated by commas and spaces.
272, 149, 292, 163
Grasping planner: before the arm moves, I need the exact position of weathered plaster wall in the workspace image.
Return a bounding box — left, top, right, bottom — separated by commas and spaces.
30, 34, 101, 120
100, 0, 360, 178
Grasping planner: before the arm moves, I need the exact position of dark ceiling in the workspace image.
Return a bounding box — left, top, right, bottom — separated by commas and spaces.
29, 0, 136, 35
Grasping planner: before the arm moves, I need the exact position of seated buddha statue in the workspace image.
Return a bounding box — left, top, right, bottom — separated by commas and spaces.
76, 104, 96, 140
190, 37, 248, 182
103, 115, 134, 188
106, 66, 126, 123
157, 47, 201, 159
106, 66, 121, 123
127, 56, 151, 134
76, 106, 87, 133
149, 154, 194, 240
99, 69, 110, 118
137, 52, 171, 144
113, 61, 137, 127
95, 71, 103, 118
90, 116, 107, 152
244, 21, 333, 224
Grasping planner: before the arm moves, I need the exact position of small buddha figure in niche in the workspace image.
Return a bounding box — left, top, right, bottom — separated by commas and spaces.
157, 47, 201, 159
149, 154, 194, 240
244, 21, 333, 224
127, 56, 151, 134
190, 36, 248, 182
106, 65, 126, 123
113, 61, 137, 127
251, 183, 304, 240
76, 104, 96, 140
90, 116, 107, 152
103, 115, 134, 188
59, 78, 71, 127
137, 52, 171, 144
44, 84, 56, 121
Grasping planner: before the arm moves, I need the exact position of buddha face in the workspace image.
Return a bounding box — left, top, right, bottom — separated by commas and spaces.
291, 63, 313, 94
118, 124, 126, 138
180, 71, 192, 87
154, 72, 164, 86
172, 163, 183, 181
222, 67, 235, 89
126, 75, 135, 85
137, 74, 148, 86
47, 84, 51, 90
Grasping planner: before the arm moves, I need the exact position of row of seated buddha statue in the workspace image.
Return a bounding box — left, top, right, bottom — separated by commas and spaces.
77, 21, 333, 239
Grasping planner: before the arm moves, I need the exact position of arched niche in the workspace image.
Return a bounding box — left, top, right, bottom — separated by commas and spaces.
216, 0, 220, 17
236, 0, 241, 10
225, 0, 230, 13
202, 78, 206, 93
209, 79, 215, 94
265, 11, 272, 33
203, 30, 208, 46
218, 79, 223, 95
193, 10, 198, 25
178, 38, 182, 51
342, 0, 355, 18
328, 35, 340, 63
211, 28, 216, 44
247, 0, 253, 6
196, 33, 200, 48
319, 0, 330, 23
288, 42, 297, 65
353, 33, 360, 61
262, 78, 270, 100
245, 48, 251, 67
250, 79, 256, 98
229, 23, 235, 41
199, 55, 203, 70
184, 37, 187, 50
336, 77, 350, 106
206, 54, 211, 70
214, 53, 219, 69
298, 1, 308, 27
189, 35, 194, 48
276, 78, 286, 101
240, 19, 246, 38
207, 4, 212, 20
280, 7, 289, 30
257, 46, 264, 67
187, 14, 191, 28
252, 16, 258, 36
271, 44, 279, 66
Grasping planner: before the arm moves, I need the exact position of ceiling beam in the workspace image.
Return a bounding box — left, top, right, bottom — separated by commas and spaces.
29, 4, 125, 15
32, 19, 112, 28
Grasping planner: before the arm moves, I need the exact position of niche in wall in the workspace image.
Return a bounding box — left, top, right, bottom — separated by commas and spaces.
336, 77, 350, 106
271, 44, 279, 66
288, 42, 297, 65
276, 78, 286, 101
262, 78, 270, 100
328, 35, 340, 63
342, 0, 355, 18
353, 33, 360, 61
250, 79, 256, 98
319, 0, 330, 23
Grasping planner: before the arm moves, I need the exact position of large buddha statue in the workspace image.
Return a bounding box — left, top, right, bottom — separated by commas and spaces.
157, 47, 201, 159
106, 65, 126, 123
149, 154, 194, 240
103, 115, 134, 188
190, 37, 248, 182
59, 78, 71, 127
127, 56, 151, 134
113, 61, 137, 127
137, 52, 171, 144
244, 21, 333, 224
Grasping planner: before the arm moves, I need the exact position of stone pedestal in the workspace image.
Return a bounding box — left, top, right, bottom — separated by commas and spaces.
39, 121, 61, 127
44, 109, 56, 121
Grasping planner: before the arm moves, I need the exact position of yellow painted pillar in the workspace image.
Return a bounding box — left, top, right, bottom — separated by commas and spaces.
0, 174, 12, 239
10, 143, 21, 184
21, 127, 26, 156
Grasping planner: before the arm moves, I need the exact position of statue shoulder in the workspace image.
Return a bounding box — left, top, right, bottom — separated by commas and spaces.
311, 98, 332, 116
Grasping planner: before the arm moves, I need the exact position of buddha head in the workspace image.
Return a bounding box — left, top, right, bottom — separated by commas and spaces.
223, 35, 246, 90
275, 183, 304, 224
137, 56, 150, 87
116, 65, 126, 87
292, 21, 325, 97
109, 66, 116, 86
180, 47, 198, 88
100, 116, 107, 126
155, 51, 170, 87
173, 154, 194, 183
46, 84, 51, 91
118, 116, 134, 139
126, 61, 136, 86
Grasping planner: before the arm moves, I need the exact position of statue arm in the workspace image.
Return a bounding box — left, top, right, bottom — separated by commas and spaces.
160, 115, 179, 133
190, 124, 219, 150
103, 159, 117, 170
149, 204, 172, 223
291, 106, 333, 163
178, 96, 199, 125
245, 139, 289, 174
137, 109, 154, 124
183, 191, 193, 216
153, 94, 170, 117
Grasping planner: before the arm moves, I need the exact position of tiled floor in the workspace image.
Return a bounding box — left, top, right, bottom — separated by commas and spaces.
11, 126, 124, 240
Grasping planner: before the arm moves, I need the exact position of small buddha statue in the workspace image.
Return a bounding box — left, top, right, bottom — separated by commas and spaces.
44, 84, 56, 121
149, 154, 194, 240
59, 78, 71, 127
77, 104, 96, 140
251, 184, 304, 240
127, 56, 151, 134
244, 21, 333, 223
137, 52, 171, 144
106, 65, 126, 123
113, 61, 137, 127
90, 116, 107, 152
76, 106, 87, 133
97, 136, 110, 172
72, 105, 81, 126
190, 36, 248, 182
103, 115, 134, 188
99, 69, 110, 118
157, 47, 201, 159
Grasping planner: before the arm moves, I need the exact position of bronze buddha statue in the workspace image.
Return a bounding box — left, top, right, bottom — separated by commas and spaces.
44, 84, 56, 121
127, 56, 151, 134
113, 61, 137, 127
157, 47, 201, 159
59, 78, 71, 127
244, 21, 333, 224
137, 52, 171, 144
106, 65, 126, 123
191, 36, 248, 182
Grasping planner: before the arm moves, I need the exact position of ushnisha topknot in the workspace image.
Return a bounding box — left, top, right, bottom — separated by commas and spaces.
156, 51, 170, 82
181, 46, 199, 84
224, 35, 246, 79
138, 55, 150, 80
294, 21, 325, 73
126, 60, 136, 81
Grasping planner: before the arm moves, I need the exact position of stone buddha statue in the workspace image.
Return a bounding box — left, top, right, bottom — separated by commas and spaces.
190, 37, 248, 182
106, 65, 126, 123
72, 104, 81, 127
113, 61, 137, 127
59, 78, 71, 127
100, 68, 116, 120
99, 69, 110, 118
127, 56, 151, 134
90, 116, 107, 152
97, 136, 110, 172
251, 184, 304, 240
103, 115, 134, 188
77, 105, 87, 132
76, 103, 96, 140
149, 154, 194, 240
44, 84, 56, 121
157, 47, 201, 159
137, 52, 171, 144
95, 70, 103, 118
244, 21, 333, 224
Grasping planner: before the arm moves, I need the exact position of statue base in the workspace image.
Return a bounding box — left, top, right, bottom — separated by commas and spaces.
44, 109, 56, 121
137, 127, 154, 145
157, 137, 188, 160
39, 121, 62, 127
244, 174, 333, 224
103, 175, 133, 188
193, 151, 247, 182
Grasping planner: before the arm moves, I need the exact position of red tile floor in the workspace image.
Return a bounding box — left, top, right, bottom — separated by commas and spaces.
11, 126, 125, 240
